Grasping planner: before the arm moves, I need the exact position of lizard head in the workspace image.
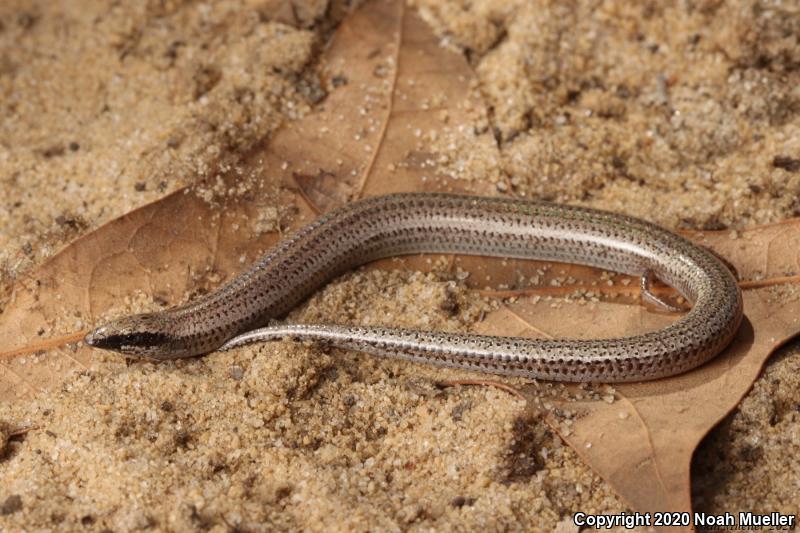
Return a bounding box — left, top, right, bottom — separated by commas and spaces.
84, 313, 184, 360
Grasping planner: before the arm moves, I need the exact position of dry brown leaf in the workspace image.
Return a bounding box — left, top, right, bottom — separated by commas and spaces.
0, 1, 494, 400
284, 0, 498, 210
475, 221, 800, 529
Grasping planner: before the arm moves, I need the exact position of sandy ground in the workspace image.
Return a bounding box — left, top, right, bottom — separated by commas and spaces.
1, 0, 799, 531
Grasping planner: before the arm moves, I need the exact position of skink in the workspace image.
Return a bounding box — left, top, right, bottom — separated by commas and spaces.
85, 193, 743, 383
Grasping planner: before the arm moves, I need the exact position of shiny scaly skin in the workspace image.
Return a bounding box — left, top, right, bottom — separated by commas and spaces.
85, 193, 743, 383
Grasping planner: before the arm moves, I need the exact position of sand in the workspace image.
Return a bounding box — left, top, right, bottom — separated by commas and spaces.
2, 0, 799, 531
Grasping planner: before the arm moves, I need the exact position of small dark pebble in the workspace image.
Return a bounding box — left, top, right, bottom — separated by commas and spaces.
274, 485, 292, 501
331, 75, 348, 88
134, 182, 146, 192
773, 156, 800, 173
439, 293, 460, 316
566, 89, 581, 103
160, 400, 174, 412
41, 145, 65, 158
451, 496, 476, 508
68, 141, 80, 151
701, 216, 727, 231
80, 514, 95, 526
1, 494, 22, 515
21, 242, 32, 255
174, 430, 191, 448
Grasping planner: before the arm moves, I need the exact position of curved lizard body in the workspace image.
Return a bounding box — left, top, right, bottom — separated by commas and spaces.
85, 193, 742, 383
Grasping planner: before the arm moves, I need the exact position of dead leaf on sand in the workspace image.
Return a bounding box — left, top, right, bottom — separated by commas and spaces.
0, 0, 494, 401
475, 221, 800, 529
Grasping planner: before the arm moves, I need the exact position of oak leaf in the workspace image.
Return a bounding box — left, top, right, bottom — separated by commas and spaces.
0, 1, 494, 399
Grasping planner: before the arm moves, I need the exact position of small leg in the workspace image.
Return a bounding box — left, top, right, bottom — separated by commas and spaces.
640, 270, 684, 313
